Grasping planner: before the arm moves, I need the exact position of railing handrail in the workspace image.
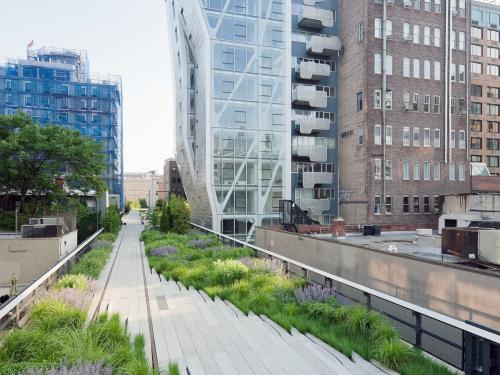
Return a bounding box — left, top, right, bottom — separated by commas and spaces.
191, 222, 500, 345
0, 228, 104, 321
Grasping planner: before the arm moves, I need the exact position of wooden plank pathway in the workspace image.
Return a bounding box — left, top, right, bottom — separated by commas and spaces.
90, 212, 397, 375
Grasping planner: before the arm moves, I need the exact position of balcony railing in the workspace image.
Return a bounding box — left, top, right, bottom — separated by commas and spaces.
298, 6, 334, 29
292, 85, 327, 108
296, 60, 331, 81
298, 198, 331, 214
294, 144, 328, 162
295, 116, 330, 134
303, 171, 333, 188
307, 35, 341, 56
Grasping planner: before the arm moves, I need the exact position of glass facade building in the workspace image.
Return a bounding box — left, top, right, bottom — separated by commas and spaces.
0, 48, 123, 206
166, 0, 340, 240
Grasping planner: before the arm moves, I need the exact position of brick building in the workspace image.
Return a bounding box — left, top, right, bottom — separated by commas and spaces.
338, 0, 470, 230
470, 0, 500, 176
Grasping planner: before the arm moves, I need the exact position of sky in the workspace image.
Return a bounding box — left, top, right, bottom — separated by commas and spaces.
0, 0, 174, 174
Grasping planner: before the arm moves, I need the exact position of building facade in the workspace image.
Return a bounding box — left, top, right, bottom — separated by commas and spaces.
338, 0, 470, 229
291, 0, 340, 224
164, 158, 186, 199
123, 172, 164, 208
0, 47, 123, 207
470, 1, 500, 176
166, 0, 341, 240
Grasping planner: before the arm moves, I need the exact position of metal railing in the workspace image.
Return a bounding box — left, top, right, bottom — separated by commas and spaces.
191, 223, 500, 374
0, 228, 103, 328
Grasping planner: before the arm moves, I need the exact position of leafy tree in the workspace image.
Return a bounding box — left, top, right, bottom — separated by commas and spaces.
155, 199, 165, 210
139, 199, 148, 209
125, 201, 131, 214
159, 195, 190, 234
159, 203, 172, 233
0, 113, 106, 214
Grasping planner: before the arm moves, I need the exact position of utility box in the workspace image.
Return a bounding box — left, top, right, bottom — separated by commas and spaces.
478, 230, 500, 265
442, 228, 481, 259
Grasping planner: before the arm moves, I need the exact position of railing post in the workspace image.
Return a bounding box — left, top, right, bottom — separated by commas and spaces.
364, 291, 371, 308
302, 267, 308, 279
284, 261, 289, 275
415, 311, 422, 348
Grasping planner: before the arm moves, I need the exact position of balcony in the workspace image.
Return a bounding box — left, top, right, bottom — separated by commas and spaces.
295, 117, 330, 134
296, 60, 330, 81
303, 171, 333, 188
307, 35, 341, 56
299, 198, 331, 214
295, 144, 328, 162
292, 85, 327, 108
298, 6, 334, 29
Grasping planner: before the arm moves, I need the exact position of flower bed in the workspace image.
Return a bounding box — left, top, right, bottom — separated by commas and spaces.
142, 229, 453, 375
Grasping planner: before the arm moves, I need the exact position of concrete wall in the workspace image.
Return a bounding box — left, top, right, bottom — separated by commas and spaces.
256, 227, 500, 331
0, 231, 77, 285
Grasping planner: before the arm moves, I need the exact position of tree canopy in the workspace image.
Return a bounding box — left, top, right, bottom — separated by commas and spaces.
0, 113, 106, 212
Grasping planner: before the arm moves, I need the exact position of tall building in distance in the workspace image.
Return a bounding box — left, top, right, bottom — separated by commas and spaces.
124, 172, 164, 208
166, 0, 293, 241
470, 0, 500, 176
0, 47, 124, 206
338, 0, 470, 229
291, 0, 340, 224
164, 158, 186, 199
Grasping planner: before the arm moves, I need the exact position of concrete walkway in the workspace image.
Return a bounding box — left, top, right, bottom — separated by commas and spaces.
89, 212, 397, 375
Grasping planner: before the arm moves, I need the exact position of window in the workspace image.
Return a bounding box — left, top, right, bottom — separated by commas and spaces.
413, 24, 420, 44
358, 22, 364, 42
385, 90, 393, 110
374, 195, 382, 215
434, 61, 441, 80
403, 91, 410, 111
434, 95, 441, 113
489, 121, 500, 133
434, 195, 441, 213
471, 155, 483, 162
424, 161, 431, 180
488, 156, 499, 167
374, 124, 382, 145
386, 196, 393, 214
403, 23, 411, 40
489, 104, 500, 116
414, 0, 420, 10
374, 54, 381, 74
424, 94, 430, 113
459, 130, 466, 149
435, 0, 441, 13
458, 31, 465, 50
374, 89, 381, 109
488, 138, 500, 150
423, 196, 430, 213
471, 44, 483, 57
451, 96, 456, 114
386, 55, 393, 75
471, 26, 482, 39
490, 30, 500, 42
357, 92, 363, 111
424, 128, 431, 146
414, 196, 420, 214
403, 160, 410, 180
413, 59, 420, 78
451, 130, 456, 148
434, 128, 441, 147
403, 196, 410, 213
488, 87, 500, 99
449, 162, 456, 180
488, 64, 499, 76
386, 160, 392, 179
403, 58, 410, 77
489, 47, 500, 59
403, 127, 410, 146
434, 28, 441, 47
386, 126, 393, 145
451, 63, 456, 82
375, 18, 382, 38
424, 26, 431, 45
414, 161, 420, 180
413, 93, 419, 112
434, 161, 441, 180
375, 158, 382, 179
451, 30, 456, 49
413, 127, 420, 146
470, 102, 482, 114
471, 84, 482, 97
458, 163, 465, 181
359, 127, 365, 145
471, 62, 482, 74
424, 60, 431, 79
471, 137, 482, 149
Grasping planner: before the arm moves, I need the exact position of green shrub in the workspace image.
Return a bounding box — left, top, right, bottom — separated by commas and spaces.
70, 247, 111, 279
374, 338, 415, 369
102, 205, 121, 234
210, 259, 248, 286
168, 362, 180, 375
29, 299, 86, 332
98, 232, 117, 242
53, 274, 89, 291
